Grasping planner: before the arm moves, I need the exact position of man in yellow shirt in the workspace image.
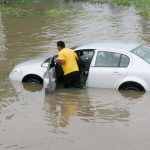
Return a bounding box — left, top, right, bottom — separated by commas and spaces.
56, 41, 82, 88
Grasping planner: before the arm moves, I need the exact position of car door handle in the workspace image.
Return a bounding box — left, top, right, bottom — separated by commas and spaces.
113, 72, 122, 75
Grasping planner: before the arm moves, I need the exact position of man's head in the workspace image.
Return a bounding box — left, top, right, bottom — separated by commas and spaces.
57, 41, 65, 51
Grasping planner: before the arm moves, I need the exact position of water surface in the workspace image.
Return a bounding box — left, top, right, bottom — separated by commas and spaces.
0, 1, 150, 150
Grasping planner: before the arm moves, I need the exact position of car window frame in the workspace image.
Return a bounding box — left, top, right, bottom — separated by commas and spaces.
75, 49, 95, 55
75, 49, 95, 62
93, 50, 130, 68
75, 49, 95, 71
119, 54, 130, 68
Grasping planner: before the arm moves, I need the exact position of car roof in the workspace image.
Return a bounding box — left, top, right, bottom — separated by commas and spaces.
74, 42, 141, 52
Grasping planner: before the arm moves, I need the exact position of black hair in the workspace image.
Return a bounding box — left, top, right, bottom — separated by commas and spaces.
57, 41, 65, 48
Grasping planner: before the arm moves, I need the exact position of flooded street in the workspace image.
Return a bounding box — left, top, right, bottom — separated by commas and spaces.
0, 1, 150, 149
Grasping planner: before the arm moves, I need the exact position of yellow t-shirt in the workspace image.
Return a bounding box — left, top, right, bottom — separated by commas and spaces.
58, 48, 79, 75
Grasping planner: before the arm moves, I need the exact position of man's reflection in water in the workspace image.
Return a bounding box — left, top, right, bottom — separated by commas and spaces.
45, 93, 79, 127
59, 100, 78, 127
45, 89, 93, 128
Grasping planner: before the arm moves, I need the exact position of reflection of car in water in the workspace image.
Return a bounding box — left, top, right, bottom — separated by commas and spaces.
44, 88, 146, 127
9, 42, 150, 92
22, 82, 43, 92
119, 91, 144, 99
10, 81, 146, 128
10, 80, 45, 99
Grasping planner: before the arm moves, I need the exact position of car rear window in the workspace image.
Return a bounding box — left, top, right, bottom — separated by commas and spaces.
131, 45, 150, 64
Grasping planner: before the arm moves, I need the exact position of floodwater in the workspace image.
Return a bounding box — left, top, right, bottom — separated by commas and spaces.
0, 1, 150, 150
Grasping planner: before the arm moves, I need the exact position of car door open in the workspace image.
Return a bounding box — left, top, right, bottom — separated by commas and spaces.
43, 57, 56, 92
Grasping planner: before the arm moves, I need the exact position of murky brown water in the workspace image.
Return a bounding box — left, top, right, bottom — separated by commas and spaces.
0, 1, 150, 150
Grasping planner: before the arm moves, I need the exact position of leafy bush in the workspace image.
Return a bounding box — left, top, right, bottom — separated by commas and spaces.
0, 7, 33, 17
45, 9, 82, 18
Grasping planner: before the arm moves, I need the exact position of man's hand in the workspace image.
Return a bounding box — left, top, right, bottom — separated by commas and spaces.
55, 58, 65, 65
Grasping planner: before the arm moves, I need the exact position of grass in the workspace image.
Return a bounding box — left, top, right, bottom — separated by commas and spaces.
109, 0, 150, 17
134, 0, 150, 17
0, 7, 33, 17
111, 0, 131, 6
75, 0, 150, 17
13, 0, 44, 3
44, 9, 83, 18
0, 7, 83, 18
0, 0, 150, 17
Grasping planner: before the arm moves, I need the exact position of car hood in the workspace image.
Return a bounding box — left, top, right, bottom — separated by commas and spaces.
16, 56, 49, 68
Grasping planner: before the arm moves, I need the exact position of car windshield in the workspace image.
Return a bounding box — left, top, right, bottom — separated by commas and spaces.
131, 45, 150, 63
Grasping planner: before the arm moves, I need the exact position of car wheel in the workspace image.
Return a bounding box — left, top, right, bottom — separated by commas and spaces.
22, 74, 43, 84
124, 86, 141, 91
26, 78, 41, 84
119, 82, 145, 92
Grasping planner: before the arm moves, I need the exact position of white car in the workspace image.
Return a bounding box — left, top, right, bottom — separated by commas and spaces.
9, 42, 150, 92
9, 56, 52, 84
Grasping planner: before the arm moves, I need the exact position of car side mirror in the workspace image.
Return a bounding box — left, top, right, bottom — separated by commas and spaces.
41, 62, 48, 68
41, 57, 51, 68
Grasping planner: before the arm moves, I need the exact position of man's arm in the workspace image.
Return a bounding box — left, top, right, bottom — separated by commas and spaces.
55, 58, 65, 65
56, 51, 66, 65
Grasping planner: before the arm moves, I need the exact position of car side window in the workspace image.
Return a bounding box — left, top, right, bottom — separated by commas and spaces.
76, 50, 94, 59
119, 54, 130, 67
95, 51, 130, 67
95, 51, 121, 67
75, 49, 95, 71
